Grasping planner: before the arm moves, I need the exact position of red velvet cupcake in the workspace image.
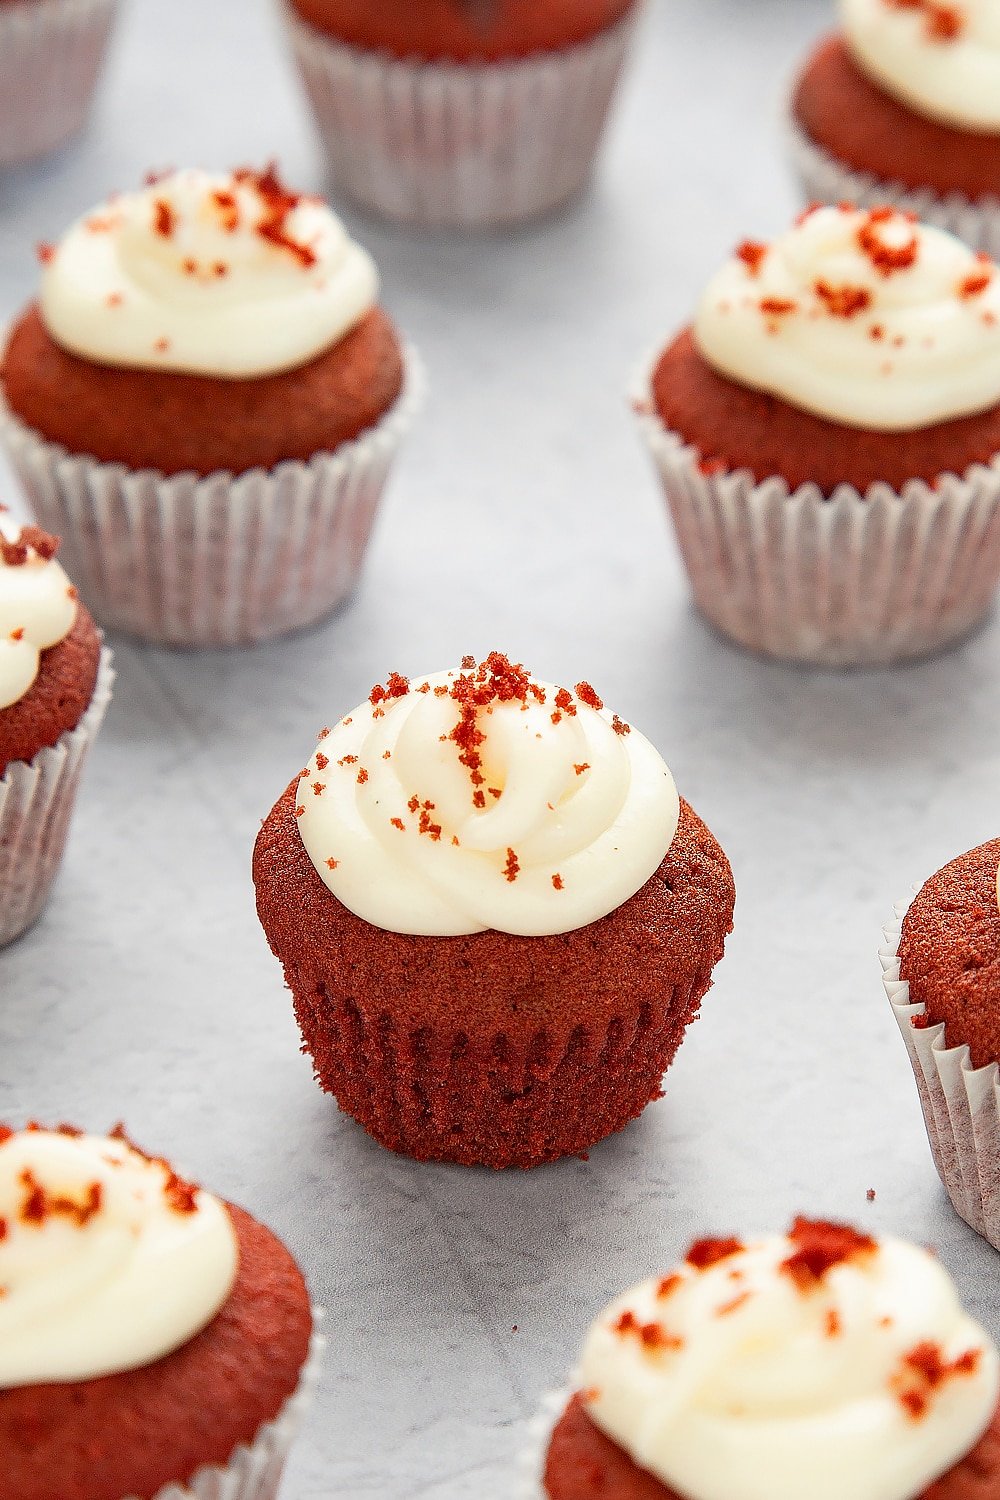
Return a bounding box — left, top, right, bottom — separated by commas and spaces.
529, 1219, 1000, 1500
0, 519, 112, 947
0, 0, 117, 166
0, 166, 422, 647
789, 4, 1000, 256
284, 0, 642, 227
253, 652, 734, 1169
884, 839, 1000, 1253
0, 1123, 321, 1500
635, 203, 1000, 666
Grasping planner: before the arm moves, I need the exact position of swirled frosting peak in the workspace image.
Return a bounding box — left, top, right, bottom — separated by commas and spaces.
843, 0, 1000, 132
39, 165, 379, 378
0, 1124, 238, 1388
0, 521, 77, 712
576, 1219, 1000, 1500
694, 204, 1000, 431
296, 653, 680, 937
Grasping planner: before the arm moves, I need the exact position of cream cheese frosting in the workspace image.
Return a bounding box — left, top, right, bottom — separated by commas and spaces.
296, 653, 679, 938
842, 0, 1000, 133
576, 1220, 1000, 1500
0, 521, 77, 712
39, 166, 379, 379
0, 1125, 238, 1387
694, 204, 1000, 431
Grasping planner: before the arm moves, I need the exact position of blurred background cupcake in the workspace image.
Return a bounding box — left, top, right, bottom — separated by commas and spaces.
0, 164, 423, 648
0, 519, 112, 947
283, 0, 643, 228
0, 1121, 321, 1499
0, 0, 118, 167
254, 651, 735, 1169
635, 203, 1000, 667
790, 0, 1000, 255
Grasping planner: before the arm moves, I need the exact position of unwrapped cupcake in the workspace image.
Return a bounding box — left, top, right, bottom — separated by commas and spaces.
254, 652, 735, 1169
0, 518, 112, 946
883, 839, 1000, 1253
0, 0, 117, 166
284, 0, 642, 228
635, 203, 1000, 666
532, 1218, 1000, 1499
0, 165, 422, 648
790, 1, 1000, 256
0, 1122, 321, 1500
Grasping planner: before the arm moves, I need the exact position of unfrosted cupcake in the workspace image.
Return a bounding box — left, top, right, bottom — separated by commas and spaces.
534, 1219, 1000, 1499
884, 839, 1000, 1253
254, 652, 735, 1169
284, 0, 642, 228
635, 203, 1000, 666
790, 2, 1000, 255
0, 0, 117, 166
0, 165, 422, 647
0, 518, 112, 947
0, 1122, 320, 1500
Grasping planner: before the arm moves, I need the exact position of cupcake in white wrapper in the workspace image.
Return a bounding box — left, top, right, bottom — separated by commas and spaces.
0, 166, 422, 648
0, 644, 113, 948
0, 348, 424, 649
0, 0, 117, 166
514, 1386, 569, 1500
636, 204, 1000, 667
284, 4, 641, 229
883, 892, 1000, 1255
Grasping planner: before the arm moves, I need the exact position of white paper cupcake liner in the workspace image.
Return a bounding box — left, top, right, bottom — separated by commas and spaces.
786, 114, 1000, 260
882, 905, 1000, 1253
0, 644, 113, 948
145, 1320, 326, 1500
0, 0, 117, 166
285, 5, 641, 229
633, 365, 1000, 667
0, 347, 424, 649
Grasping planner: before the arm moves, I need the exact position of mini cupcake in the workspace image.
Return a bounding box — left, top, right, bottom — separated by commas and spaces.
883, 839, 1000, 1253
0, 1122, 320, 1499
532, 1218, 1000, 1499
0, 518, 112, 947
635, 202, 1000, 667
254, 652, 735, 1170
0, 0, 117, 167
0, 165, 422, 648
284, 0, 642, 228
790, 1, 1000, 255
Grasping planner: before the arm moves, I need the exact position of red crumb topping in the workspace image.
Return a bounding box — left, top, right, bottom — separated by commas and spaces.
153, 199, 176, 238
760, 297, 798, 317
0, 526, 60, 567
36, 243, 55, 265
326, 857, 338, 870
18, 1169, 103, 1228
575, 682, 604, 712
857, 209, 919, 276
574, 763, 590, 776
295, 805, 305, 818
9, 629, 24, 643
107, 292, 124, 308
781, 1218, 877, 1290
613, 1311, 683, 1352
504, 848, 520, 883
552, 874, 564, 891
154, 338, 170, 353
233, 164, 317, 269
315, 752, 329, 771
109, 1125, 200, 1214
960, 270, 994, 300
318, 727, 331, 740
717, 1291, 752, 1317
657, 1274, 683, 1300
687, 1237, 745, 1270
370, 671, 410, 707
867, 1189, 877, 1202
826, 1309, 843, 1338
390, 817, 405, 831
612, 715, 631, 737
0, 1126, 11, 1146
736, 240, 769, 277
211, 190, 240, 232
896, 1342, 982, 1419
815, 280, 873, 318
0, 1221, 6, 1241
357, 768, 368, 785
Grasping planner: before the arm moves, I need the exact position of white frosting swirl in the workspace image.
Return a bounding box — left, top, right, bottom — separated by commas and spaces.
39, 167, 379, 379
296, 658, 679, 937
694, 205, 1000, 431
578, 1225, 1000, 1500
0, 1127, 238, 1387
0, 521, 77, 712
843, 0, 1000, 133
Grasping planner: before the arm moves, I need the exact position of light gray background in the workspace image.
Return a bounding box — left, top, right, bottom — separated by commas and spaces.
1, 1, 998, 1495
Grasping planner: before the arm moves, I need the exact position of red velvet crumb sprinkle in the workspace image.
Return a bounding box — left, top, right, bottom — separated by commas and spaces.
687, 1237, 744, 1270
781, 1217, 877, 1290
736, 240, 769, 277
815, 281, 872, 318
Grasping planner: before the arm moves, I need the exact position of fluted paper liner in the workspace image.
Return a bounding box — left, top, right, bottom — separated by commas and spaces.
633, 365, 1000, 667
0, 0, 117, 165
787, 114, 1000, 260
882, 904, 1000, 1253
0, 645, 114, 949
0, 348, 424, 648
145, 1321, 325, 1500
285, 5, 640, 229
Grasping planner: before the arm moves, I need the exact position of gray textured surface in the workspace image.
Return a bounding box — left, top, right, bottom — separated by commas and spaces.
1, 1, 999, 1496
